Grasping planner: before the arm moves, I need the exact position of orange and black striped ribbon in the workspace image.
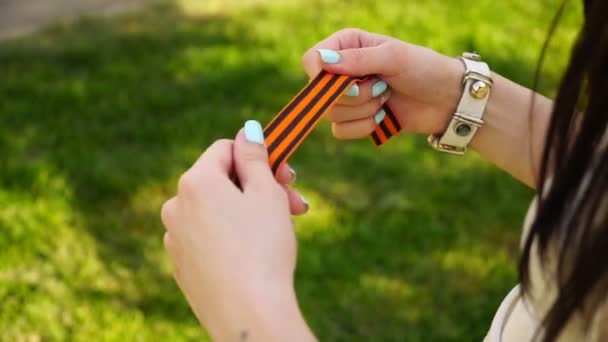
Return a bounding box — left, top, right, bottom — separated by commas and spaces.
370, 105, 401, 146
264, 70, 401, 175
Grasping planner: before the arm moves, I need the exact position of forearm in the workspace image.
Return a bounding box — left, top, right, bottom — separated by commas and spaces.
469, 72, 553, 188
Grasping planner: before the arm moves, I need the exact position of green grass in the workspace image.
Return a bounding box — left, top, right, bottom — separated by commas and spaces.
0, 0, 581, 340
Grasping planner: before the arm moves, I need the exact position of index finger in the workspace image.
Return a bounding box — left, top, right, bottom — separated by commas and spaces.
188, 139, 235, 181
177, 139, 238, 201
301, 28, 390, 78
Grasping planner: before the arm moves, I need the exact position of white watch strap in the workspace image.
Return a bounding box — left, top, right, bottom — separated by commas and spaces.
457, 58, 491, 121
430, 54, 492, 155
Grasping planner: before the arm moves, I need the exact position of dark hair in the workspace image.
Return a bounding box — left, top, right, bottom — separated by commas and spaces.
520, 0, 608, 341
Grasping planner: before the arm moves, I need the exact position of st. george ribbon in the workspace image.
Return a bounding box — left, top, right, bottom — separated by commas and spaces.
263, 70, 402, 175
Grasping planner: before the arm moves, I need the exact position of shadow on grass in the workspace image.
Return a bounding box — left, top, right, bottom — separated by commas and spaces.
0, 1, 541, 340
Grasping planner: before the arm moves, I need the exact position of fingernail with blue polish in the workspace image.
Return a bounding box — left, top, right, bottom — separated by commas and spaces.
244, 120, 265, 145
345, 84, 359, 97
372, 80, 388, 97
374, 110, 386, 124
317, 49, 341, 64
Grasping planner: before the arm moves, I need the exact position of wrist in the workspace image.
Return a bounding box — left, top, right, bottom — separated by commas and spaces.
206, 281, 315, 341
427, 56, 468, 136
253, 285, 315, 342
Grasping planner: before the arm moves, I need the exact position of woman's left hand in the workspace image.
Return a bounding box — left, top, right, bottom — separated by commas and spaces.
161, 120, 316, 341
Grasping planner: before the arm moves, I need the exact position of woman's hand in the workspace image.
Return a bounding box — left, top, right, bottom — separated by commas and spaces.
302, 28, 464, 139
303, 28, 553, 188
161, 121, 315, 341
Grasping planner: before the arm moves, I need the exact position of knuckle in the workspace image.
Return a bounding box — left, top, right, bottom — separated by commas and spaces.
215, 138, 233, 146
160, 199, 175, 227
385, 40, 407, 69
332, 123, 348, 140
339, 27, 364, 36
302, 49, 322, 77
209, 139, 233, 152
385, 40, 401, 56
326, 108, 343, 122
301, 50, 312, 66
301, 51, 308, 64
177, 171, 198, 195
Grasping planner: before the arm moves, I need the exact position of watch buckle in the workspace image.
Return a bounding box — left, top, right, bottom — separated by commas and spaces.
427, 135, 466, 156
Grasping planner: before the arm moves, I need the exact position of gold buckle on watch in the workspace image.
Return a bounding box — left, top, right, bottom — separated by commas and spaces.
427, 135, 467, 155
427, 113, 484, 155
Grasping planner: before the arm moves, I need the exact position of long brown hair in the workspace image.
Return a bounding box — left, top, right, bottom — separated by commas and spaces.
520, 0, 608, 340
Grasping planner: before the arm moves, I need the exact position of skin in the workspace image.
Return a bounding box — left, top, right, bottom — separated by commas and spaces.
162, 131, 314, 341
161, 28, 555, 340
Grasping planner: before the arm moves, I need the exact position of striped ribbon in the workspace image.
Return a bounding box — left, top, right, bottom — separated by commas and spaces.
264, 70, 401, 175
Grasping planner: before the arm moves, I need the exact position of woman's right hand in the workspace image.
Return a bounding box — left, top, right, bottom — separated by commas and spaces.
302, 28, 465, 139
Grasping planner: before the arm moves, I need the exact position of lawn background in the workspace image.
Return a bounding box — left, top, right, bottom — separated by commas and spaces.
0, 0, 582, 340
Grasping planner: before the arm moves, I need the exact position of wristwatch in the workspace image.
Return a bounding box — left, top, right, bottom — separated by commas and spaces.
428, 52, 493, 155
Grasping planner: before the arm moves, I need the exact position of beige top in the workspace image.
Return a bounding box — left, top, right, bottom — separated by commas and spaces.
484, 123, 608, 341
484, 198, 608, 341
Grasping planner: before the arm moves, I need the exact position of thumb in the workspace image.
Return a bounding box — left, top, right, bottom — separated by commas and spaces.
233, 120, 276, 191
317, 43, 404, 77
